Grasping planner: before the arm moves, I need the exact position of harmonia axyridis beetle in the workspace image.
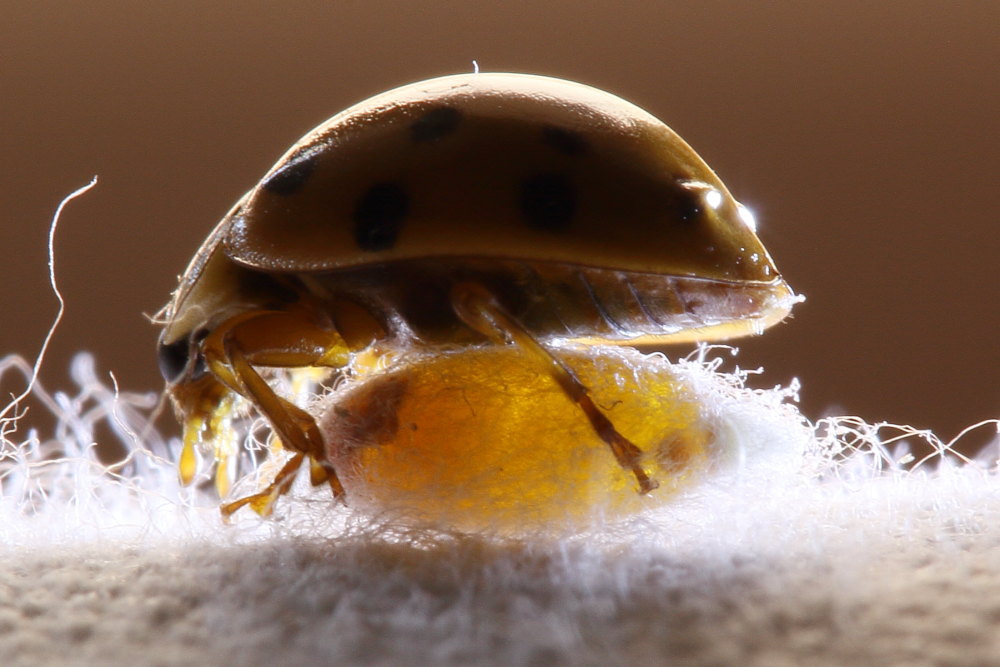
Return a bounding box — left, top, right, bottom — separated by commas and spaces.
157, 72, 797, 517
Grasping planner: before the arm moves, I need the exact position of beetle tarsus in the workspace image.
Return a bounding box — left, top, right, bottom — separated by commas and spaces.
221, 452, 306, 518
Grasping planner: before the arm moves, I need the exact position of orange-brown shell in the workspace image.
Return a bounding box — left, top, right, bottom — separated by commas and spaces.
225, 73, 779, 284
162, 73, 797, 349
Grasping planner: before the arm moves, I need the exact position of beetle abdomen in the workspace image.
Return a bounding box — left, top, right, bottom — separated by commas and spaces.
308, 259, 795, 348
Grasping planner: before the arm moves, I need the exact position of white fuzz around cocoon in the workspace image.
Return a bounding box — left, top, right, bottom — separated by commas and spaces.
1, 345, 997, 665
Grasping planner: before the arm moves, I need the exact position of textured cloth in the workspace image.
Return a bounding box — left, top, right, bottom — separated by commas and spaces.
2, 468, 998, 666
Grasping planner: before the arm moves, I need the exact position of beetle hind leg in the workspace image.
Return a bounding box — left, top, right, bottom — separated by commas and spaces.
450, 282, 659, 494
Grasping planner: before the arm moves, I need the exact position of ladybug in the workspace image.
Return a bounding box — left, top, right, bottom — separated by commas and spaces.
156, 73, 797, 516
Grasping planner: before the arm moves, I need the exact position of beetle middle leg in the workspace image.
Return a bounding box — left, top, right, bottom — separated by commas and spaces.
196, 309, 358, 514
450, 282, 659, 494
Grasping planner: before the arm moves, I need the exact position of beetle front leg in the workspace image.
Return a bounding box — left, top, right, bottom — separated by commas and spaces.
450, 282, 659, 494
218, 452, 307, 518
195, 309, 355, 514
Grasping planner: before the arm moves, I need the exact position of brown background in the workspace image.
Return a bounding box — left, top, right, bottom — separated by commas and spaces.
2, 2, 997, 453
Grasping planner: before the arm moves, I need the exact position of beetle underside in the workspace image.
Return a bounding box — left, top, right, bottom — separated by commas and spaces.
294, 258, 797, 349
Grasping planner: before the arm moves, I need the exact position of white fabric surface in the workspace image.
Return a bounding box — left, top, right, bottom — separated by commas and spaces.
1, 353, 998, 666
3, 470, 999, 666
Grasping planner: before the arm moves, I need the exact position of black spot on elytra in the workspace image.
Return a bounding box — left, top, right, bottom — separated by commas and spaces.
262, 151, 317, 196
542, 126, 588, 155
353, 183, 409, 251
675, 189, 703, 223
520, 173, 576, 231
410, 106, 462, 142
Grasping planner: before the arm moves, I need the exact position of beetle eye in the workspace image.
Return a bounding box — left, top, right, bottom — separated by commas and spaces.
157, 336, 190, 384
157, 330, 208, 384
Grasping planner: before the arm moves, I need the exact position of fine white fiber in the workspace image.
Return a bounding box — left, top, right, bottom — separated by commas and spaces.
1, 184, 999, 665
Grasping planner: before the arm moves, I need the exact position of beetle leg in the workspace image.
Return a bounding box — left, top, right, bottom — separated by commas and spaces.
195, 309, 355, 513
450, 282, 659, 494
220, 452, 306, 518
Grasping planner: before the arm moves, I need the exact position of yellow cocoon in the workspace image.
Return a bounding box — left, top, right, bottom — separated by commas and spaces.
321, 345, 715, 532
